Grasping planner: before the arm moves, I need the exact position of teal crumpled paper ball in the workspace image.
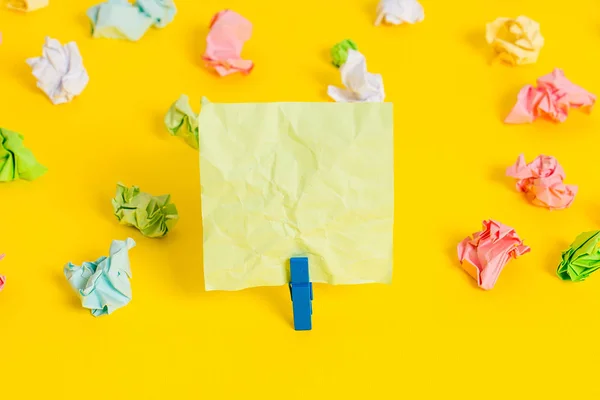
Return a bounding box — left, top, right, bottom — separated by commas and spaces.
64, 238, 136, 317
87, 0, 176, 41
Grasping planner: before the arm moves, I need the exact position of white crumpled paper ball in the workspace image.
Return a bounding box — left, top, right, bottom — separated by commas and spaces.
375, 0, 424, 26
26, 37, 89, 105
327, 49, 385, 103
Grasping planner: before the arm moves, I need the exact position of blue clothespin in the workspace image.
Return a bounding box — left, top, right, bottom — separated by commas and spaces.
289, 257, 313, 331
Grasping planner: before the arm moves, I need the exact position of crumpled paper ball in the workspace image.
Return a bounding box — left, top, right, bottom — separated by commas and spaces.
327, 49, 385, 102
87, 0, 152, 40
136, 0, 176, 28
506, 154, 577, 210
164, 94, 199, 149
64, 238, 136, 316
331, 39, 358, 68
26, 36, 89, 104
112, 183, 179, 238
6, 0, 48, 12
0, 128, 47, 182
202, 9, 254, 76
486, 16, 544, 66
505, 68, 595, 124
557, 231, 600, 282
87, 0, 176, 41
457, 220, 530, 290
374, 0, 424, 26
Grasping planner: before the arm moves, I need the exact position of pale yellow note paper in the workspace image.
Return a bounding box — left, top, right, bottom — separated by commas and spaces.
199, 100, 394, 291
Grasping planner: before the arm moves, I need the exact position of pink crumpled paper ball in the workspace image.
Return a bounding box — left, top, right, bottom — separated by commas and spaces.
505, 68, 595, 124
506, 154, 577, 210
202, 9, 254, 76
457, 220, 530, 290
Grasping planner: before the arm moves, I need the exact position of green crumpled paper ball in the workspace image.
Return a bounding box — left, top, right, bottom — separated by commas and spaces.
557, 230, 600, 282
112, 183, 179, 238
0, 128, 47, 182
164, 94, 199, 149
330, 39, 358, 68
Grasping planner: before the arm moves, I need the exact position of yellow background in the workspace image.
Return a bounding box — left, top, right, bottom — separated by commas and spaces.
1, 0, 600, 398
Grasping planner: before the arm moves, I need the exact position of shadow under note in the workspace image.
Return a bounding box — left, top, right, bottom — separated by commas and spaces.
251, 286, 293, 328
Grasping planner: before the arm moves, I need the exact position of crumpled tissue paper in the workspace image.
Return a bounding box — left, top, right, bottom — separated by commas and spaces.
0, 128, 47, 181
331, 39, 358, 68
26, 36, 89, 105
505, 68, 595, 124
486, 16, 544, 66
374, 0, 424, 26
457, 220, 530, 290
112, 183, 179, 238
87, 0, 176, 41
199, 100, 393, 291
328, 49, 384, 102
164, 94, 199, 149
64, 238, 136, 316
506, 154, 577, 210
6, 0, 48, 12
202, 9, 254, 76
557, 231, 600, 282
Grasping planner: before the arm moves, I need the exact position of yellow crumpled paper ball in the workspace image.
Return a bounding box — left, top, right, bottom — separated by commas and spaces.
6, 0, 48, 12
485, 16, 544, 66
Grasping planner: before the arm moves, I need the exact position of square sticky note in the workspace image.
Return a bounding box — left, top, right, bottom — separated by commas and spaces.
199, 101, 394, 291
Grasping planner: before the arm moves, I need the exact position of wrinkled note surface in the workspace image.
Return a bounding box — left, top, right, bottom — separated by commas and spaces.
200, 101, 394, 290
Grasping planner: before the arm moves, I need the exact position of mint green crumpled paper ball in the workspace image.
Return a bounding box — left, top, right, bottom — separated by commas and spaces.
112, 183, 179, 238
331, 39, 358, 68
